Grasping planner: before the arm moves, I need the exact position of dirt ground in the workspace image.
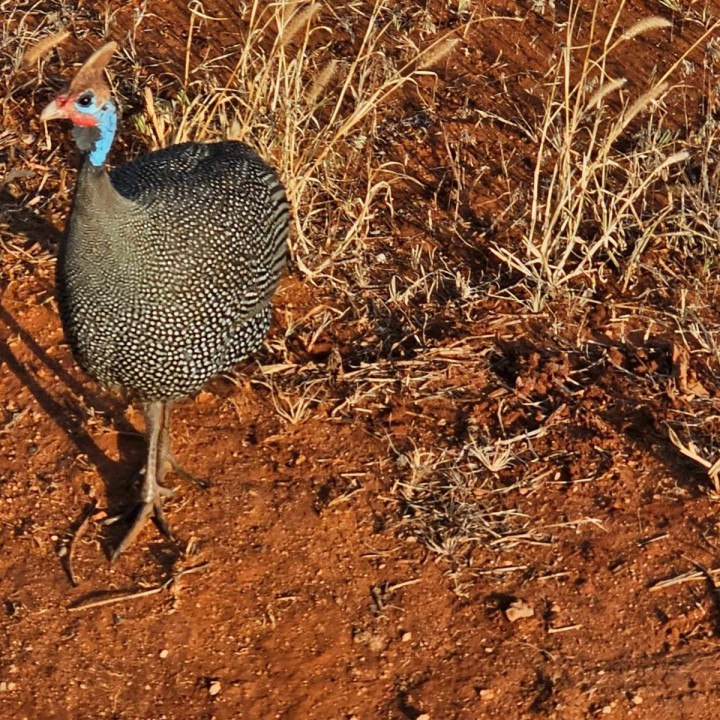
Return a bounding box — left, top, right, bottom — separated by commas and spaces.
4, 0, 720, 718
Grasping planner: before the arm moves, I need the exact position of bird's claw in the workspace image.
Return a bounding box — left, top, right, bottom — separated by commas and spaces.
110, 489, 175, 562
167, 454, 210, 489
104, 460, 206, 561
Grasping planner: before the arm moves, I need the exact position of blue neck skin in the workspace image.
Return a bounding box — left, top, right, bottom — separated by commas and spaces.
72, 99, 118, 168
88, 102, 117, 167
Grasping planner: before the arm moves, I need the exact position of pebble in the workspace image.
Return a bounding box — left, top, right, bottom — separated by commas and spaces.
159, 649, 169, 659
208, 681, 221, 697
505, 599, 534, 622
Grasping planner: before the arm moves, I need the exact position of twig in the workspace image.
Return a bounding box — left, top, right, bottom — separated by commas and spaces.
666, 425, 720, 493
537, 571, 571, 581
63, 502, 97, 587
637, 533, 669, 548
649, 565, 720, 592
477, 565, 529, 576
385, 578, 421, 593
547, 624, 582, 634
68, 562, 211, 611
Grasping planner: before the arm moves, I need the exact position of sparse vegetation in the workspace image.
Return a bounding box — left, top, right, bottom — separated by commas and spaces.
5, 0, 720, 716
128, 0, 460, 277
493, 2, 720, 311
3, 0, 720, 567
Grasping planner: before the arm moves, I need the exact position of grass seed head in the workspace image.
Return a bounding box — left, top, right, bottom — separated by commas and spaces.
619, 16, 673, 44
21, 28, 71, 67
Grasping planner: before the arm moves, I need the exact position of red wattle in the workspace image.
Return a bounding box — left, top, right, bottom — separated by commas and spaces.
70, 111, 99, 127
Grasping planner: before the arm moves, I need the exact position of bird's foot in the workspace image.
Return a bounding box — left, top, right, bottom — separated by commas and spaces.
104, 457, 207, 561
109, 484, 176, 562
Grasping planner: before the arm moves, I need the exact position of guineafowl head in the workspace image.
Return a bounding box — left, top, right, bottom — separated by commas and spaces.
40, 41, 118, 167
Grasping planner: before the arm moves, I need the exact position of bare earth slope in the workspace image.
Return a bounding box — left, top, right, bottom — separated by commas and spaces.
3, 1, 720, 718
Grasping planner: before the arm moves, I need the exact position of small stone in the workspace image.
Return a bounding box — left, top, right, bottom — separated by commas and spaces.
479, 688, 496, 701
368, 634, 387, 653
208, 681, 221, 696
353, 630, 371, 645
159, 649, 169, 659
0, 682, 7, 692
631, 695, 643, 705
505, 599, 534, 622
401, 632, 412, 642
6, 683, 15, 691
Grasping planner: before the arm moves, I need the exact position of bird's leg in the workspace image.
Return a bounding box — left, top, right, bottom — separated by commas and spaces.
111, 400, 175, 561
161, 403, 210, 489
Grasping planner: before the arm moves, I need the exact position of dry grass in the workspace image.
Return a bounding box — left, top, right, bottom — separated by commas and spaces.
493, 0, 720, 311
128, 0, 460, 277
4, 0, 720, 578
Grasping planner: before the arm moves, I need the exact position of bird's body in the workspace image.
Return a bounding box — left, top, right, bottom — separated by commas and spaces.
60, 142, 287, 400
42, 42, 289, 558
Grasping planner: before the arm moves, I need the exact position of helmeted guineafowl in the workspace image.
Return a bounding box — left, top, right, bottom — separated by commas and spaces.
40, 42, 289, 559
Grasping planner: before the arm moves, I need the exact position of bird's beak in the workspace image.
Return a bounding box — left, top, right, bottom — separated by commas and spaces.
40, 98, 65, 122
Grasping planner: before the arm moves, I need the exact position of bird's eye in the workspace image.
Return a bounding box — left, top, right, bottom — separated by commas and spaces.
77, 93, 94, 108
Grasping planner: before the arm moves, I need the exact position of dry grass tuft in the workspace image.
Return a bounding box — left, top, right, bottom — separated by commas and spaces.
21, 27, 71, 68
492, 0, 720, 310
134, 0, 462, 277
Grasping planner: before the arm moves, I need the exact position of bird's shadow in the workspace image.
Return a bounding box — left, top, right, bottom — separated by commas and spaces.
0, 196, 167, 565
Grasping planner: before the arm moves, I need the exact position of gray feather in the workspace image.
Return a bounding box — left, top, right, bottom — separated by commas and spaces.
58, 141, 289, 400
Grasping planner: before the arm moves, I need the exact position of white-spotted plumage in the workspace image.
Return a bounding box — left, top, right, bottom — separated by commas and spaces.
59, 141, 289, 400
